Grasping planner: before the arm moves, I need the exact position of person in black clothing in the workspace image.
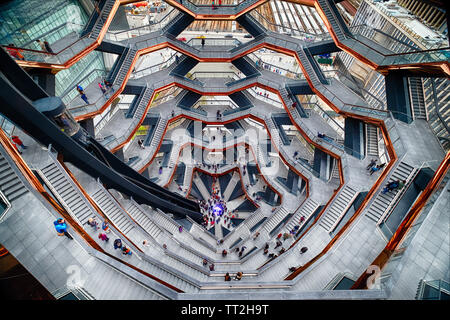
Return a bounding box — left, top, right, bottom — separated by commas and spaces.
275, 240, 282, 248
44, 41, 53, 53
366, 159, 377, 170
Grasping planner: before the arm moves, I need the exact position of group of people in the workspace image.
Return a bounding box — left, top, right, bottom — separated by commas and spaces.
382, 179, 406, 194
199, 185, 237, 230
224, 271, 243, 281
76, 78, 113, 105
234, 245, 248, 258
289, 217, 304, 235
263, 239, 285, 259
113, 238, 132, 256
366, 159, 386, 176
262, 231, 307, 260
6, 39, 52, 61
202, 258, 215, 271
256, 91, 271, 99
256, 60, 285, 76
86, 216, 134, 256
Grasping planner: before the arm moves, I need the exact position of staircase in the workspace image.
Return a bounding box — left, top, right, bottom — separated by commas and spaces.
193, 174, 211, 200
91, 185, 134, 234
295, 49, 322, 86
319, 185, 358, 232
162, 12, 195, 37
126, 87, 154, 119
0, 152, 28, 202
409, 77, 427, 120
232, 57, 260, 77
278, 87, 294, 108
255, 143, 269, 168
39, 161, 94, 226
265, 117, 282, 147
316, 0, 349, 41
167, 145, 180, 170
126, 199, 163, 240
90, 0, 116, 39
422, 77, 450, 150
285, 198, 319, 232
149, 118, 168, 148
111, 47, 137, 85
236, 13, 267, 38
329, 159, 340, 184
81, 257, 166, 300
149, 208, 181, 235
366, 124, 379, 157
223, 171, 240, 201
366, 162, 418, 223
263, 207, 289, 234
183, 165, 193, 190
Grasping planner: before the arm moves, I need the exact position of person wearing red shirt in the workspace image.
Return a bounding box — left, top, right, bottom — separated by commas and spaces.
11, 135, 27, 152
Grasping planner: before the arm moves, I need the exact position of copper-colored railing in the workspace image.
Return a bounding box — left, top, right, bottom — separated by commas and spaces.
351, 152, 450, 289
0, 128, 183, 293
1, 0, 124, 71
164, 0, 269, 20
313, 0, 450, 76
284, 119, 397, 280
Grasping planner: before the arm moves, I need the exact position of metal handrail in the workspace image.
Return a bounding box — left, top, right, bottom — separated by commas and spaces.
249, 9, 330, 41
319, 0, 450, 62
107, 8, 179, 40
1, 0, 114, 60
17, 22, 86, 49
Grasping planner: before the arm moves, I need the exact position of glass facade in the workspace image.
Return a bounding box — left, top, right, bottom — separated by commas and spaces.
57, 51, 106, 101
0, 115, 16, 137
0, 0, 107, 100
0, 0, 86, 50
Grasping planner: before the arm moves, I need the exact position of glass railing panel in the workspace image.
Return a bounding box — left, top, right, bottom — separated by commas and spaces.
249, 10, 331, 43
3, 45, 61, 64
225, 73, 259, 86
107, 8, 180, 42
183, 0, 249, 6
248, 52, 306, 80
61, 69, 109, 105
343, 24, 450, 66
381, 48, 450, 66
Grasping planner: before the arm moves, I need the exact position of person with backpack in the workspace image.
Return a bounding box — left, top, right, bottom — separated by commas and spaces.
122, 246, 132, 255
53, 218, 73, 239
114, 239, 122, 250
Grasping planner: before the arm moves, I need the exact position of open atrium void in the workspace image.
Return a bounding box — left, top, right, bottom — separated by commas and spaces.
0, 0, 449, 305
